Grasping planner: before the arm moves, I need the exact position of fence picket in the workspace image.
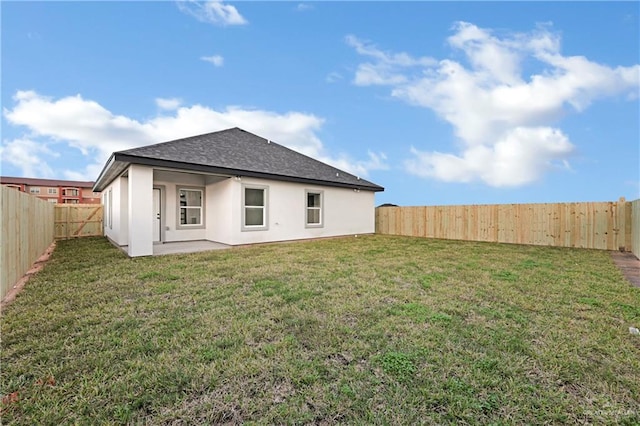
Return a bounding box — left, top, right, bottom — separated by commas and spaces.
376, 199, 637, 253
54, 204, 103, 239
1, 187, 55, 300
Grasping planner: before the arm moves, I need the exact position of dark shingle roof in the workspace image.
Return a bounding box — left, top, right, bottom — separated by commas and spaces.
94, 128, 384, 192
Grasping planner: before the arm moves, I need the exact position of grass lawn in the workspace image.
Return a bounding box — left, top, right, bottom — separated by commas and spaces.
1, 235, 639, 424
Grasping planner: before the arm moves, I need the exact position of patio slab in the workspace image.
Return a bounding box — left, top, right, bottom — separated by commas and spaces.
611, 251, 640, 288
152, 240, 231, 255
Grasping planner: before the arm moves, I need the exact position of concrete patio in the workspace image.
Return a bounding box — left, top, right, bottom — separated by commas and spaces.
120, 240, 231, 256
153, 240, 231, 255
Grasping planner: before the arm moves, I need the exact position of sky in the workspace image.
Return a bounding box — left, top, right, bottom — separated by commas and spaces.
1, 1, 639, 206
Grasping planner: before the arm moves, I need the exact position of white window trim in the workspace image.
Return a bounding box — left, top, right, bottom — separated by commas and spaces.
242, 184, 269, 231
29, 187, 40, 194
305, 190, 324, 228
176, 186, 205, 230
48, 188, 58, 194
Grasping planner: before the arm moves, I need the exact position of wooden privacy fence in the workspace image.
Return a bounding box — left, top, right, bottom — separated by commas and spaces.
376, 199, 638, 252
632, 199, 640, 259
55, 204, 103, 240
1, 186, 55, 300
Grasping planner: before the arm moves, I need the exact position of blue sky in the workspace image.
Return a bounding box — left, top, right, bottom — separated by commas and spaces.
2, 1, 638, 206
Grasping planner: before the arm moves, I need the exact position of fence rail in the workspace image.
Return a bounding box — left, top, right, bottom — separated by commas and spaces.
376, 199, 638, 253
1, 186, 55, 300
55, 204, 103, 240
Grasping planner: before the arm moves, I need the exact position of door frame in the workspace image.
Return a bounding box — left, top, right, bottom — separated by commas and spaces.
153, 185, 166, 243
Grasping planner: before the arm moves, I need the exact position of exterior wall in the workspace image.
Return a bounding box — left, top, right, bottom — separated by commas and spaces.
80, 188, 101, 204
102, 176, 128, 246
119, 177, 129, 245
154, 170, 208, 242
102, 168, 377, 255
220, 177, 376, 245
28, 185, 58, 203
128, 165, 153, 256
206, 178, 235, 244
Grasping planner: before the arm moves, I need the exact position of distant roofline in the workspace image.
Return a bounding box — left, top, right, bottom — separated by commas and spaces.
0, 176, 95, 188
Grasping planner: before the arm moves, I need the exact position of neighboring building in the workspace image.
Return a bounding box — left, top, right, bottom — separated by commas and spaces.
93, 127, 384, 257
0, 176, 100, 204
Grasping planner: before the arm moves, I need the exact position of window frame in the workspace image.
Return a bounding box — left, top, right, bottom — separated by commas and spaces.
176, 186, 205, 230
29, 187, 40, 194
305, 190, 324, 228
48, 188, 58, 194
241, 184, 269, 231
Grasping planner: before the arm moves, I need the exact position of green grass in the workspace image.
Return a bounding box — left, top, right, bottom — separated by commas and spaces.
2, 235, 639, 424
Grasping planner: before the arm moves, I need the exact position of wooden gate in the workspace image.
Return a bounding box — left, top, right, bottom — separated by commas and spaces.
55, 204, 103, 239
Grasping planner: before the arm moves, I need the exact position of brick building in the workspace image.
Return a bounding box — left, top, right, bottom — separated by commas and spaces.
0, 176, 100, 204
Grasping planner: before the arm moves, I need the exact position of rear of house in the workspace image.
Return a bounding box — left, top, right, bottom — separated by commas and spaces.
94, 128, 384, 256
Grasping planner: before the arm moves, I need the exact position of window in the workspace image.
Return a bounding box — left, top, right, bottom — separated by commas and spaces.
47, 198, 58, 203
242, 185, 268, 231
48, 188, 57, 194
64, 199, 79, 204
178, 188, 203, 227
305, 190, 323, 227
108, 189, 113, 229
29, 187, 40, 194
103, 193, 107, 229
63, 188, 79, 197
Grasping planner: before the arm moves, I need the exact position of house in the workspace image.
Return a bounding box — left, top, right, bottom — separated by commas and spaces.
0, 176, 100, 204
93, 128, 384, 257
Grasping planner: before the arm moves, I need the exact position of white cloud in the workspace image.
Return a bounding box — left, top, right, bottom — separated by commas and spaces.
326, 72, 343, 83
318, 151, 389, 180
155, 97, 183, 110
0, 138, 57, 178
176, 0, 247, 26
3, 91, 387, 181
296, 3, 314, 12
348, 22, 640, 187
200, 55, 224, 67
345, 35, 436, 86
406, 127, 574, 187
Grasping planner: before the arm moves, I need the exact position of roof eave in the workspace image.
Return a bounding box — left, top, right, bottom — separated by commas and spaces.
112, 153, 384, 192
93, 153, 128, 192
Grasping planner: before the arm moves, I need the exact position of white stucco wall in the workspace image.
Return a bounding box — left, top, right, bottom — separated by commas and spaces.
128, 165, 154, 257
218, 177, 376, 245
206, 178, 235, 244
119, 177, 129, 245
102, 176, 128, 246
103, 166, 378, 255
154, 170, 208, 242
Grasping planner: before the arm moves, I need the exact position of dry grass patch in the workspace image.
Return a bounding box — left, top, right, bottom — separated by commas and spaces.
1, 235, 639, 424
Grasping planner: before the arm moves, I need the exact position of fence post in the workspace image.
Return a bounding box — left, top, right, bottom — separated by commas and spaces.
374, 199, 639, 252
